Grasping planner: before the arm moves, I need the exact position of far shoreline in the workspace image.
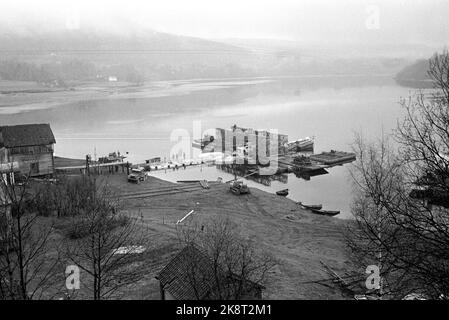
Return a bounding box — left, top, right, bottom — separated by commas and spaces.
0, 74, 395, 116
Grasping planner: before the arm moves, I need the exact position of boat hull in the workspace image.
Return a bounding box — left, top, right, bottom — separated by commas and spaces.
276, 189, 289, 196
310, 209, 340, 217
298, 202, 323, 210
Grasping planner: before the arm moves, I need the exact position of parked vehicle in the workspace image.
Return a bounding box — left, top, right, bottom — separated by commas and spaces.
131, 168, 146, 181
127, 173, 140, 183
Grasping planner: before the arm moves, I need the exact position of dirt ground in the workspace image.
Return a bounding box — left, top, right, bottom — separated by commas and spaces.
100, 172, 356, 300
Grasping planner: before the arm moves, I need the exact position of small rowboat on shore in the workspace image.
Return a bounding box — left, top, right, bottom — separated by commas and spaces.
310, 209, 340, 217
276, 189, 289, 196
298, 202, 323, 210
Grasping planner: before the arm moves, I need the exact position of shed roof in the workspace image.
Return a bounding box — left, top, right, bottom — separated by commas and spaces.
0, 124, 55, 148
156, 245, 264, 300
157, 245, 214, 300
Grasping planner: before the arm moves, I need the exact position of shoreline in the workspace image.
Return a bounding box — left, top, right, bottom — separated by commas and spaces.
53, 156, 354, 220
0, 74, 395, 115
0, 78, 272, 115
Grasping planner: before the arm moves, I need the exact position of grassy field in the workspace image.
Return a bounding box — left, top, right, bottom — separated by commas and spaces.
54, 156, 86, 168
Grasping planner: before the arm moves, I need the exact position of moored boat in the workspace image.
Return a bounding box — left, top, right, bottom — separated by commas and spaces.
310, 208, 340, 217
276, 189, 289, 196
287, 137, 314, 152
298, 202, 323, 210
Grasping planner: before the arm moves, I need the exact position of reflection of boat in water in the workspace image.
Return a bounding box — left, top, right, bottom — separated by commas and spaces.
216, 162, 289, 187
294, 168, 328, 180
287, 137, 314, 152
310, 209, 340, 217
270, 173, 288, 184
298, 202, 323, 210
276, 189, 289, 196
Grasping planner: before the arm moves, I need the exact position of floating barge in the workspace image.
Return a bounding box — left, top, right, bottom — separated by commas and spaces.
309, 150, 356, 165
217, 149, 356, 182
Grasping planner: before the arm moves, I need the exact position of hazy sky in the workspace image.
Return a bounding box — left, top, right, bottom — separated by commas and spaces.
1, 0, 448, 45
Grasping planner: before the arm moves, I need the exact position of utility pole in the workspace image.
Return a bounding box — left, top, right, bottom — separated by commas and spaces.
85, 154, 90, 176
94, 146, 98, 175
234, 162, 237, 181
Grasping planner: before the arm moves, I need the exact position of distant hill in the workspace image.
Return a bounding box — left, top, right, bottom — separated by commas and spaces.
0, 30, 259, 81
0, 29, 252, 63
395, 58, 433, 88
0, 28, 425, 83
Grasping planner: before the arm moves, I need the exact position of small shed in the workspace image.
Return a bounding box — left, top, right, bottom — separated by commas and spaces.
156, 245, 265, 300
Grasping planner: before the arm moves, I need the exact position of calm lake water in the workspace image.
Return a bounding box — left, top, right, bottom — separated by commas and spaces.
0, 75, 414, 218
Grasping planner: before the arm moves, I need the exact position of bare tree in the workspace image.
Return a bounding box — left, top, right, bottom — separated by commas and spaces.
32, 175, 98, 218
63, 177, 149, 300
177, 217, 277, 300
0, 171, 61, 300
348, 50, 449, 299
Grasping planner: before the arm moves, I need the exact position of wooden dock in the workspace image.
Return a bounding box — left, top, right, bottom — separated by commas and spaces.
217, 150, 355, 178
55, 161, 128, 175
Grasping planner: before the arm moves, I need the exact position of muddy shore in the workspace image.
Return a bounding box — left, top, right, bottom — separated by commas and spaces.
0, 78, 273, 115
102, 172, 355, 299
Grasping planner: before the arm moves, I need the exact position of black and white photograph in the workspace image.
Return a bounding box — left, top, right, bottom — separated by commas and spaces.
0, 0, 449, 308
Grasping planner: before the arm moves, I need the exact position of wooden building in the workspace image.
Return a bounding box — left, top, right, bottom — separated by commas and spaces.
214, 126, 288, 161
0, 124, 56, 177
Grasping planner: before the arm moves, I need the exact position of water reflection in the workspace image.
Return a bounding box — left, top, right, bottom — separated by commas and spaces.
215, 156, 329, 186
216, 164, 289, 186
293, 168, 328, 180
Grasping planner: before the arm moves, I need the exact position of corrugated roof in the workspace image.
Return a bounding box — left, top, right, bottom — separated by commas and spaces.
0, 124, 55, 148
